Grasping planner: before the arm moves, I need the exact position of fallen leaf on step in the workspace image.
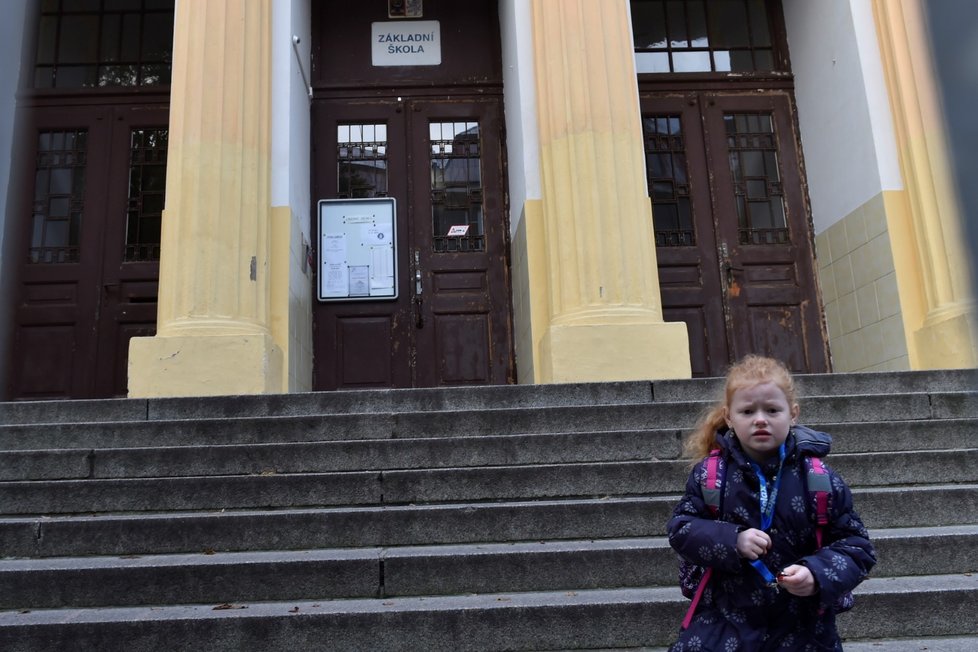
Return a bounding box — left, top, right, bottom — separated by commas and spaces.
289, 606, 299, 613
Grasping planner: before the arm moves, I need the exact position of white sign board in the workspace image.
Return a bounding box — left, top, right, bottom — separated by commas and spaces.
372, 20, 441, 67
318, 198, 397, 302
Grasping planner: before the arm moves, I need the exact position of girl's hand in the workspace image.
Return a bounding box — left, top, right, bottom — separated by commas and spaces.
736, 528, 772, 560
777, 564, 817, 596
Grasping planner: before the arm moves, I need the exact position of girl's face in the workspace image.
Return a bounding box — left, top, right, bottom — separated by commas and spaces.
723, 381, 800, 462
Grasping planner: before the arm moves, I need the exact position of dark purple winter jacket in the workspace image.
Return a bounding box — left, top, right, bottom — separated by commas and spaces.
667, 426, 876, 651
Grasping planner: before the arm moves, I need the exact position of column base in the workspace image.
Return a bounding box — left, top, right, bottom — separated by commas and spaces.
128, 332, 284, 398
913, 303, 978, 369
538, 319, 691, 383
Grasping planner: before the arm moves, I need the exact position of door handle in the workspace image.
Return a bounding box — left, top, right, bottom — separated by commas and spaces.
724, 260, 743, 284
415, 250, 423, 297
414, 250, 424, 328
719, 241, 742, 290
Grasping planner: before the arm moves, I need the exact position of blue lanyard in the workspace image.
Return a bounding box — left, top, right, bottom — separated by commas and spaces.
751, 443, 786, 531
748, 443, 786, 587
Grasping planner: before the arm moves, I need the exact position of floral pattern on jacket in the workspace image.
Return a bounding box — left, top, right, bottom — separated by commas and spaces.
668, 426, 876, 651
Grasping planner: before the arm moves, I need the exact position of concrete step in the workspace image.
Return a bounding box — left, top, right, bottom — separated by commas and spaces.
0, 381, 657, 426
3, 484, 978, 558
0, 497, 670, 558
4, 525, 976, 610
5, 419, 978, 482
540, 637, 978, 652
2, 573, 976, 651
2, 371, 976, 649
4, 391, 977, 451
842, 637, 978, 651
0, 429, 683, 481
652, 368, 978, 403
3, 448, 977, 515
854, 483, 978, 528
3, 369, 973, 427
816, 418, 978, 453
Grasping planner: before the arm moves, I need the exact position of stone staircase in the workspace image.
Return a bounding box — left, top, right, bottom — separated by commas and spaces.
1, 370, 977, 651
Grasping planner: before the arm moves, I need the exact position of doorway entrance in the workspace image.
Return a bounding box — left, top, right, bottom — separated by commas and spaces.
9, 103, 168, 399
641, 90, 829, 376
311, 96, 514, 390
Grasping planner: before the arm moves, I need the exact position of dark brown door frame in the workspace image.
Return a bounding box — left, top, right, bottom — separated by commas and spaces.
641, 81, 829, 375
6, 95, 169, 399
311, 94, 515, 390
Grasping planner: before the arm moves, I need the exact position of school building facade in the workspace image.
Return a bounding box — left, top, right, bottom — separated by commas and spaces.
0, 0, 973, 401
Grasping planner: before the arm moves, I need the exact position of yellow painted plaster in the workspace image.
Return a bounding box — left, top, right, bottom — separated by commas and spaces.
511, 201, 542, 383
528, 0, 690, 382
873, 0, 977, 368
270, 205, 291, 392
128, 0, 284, 397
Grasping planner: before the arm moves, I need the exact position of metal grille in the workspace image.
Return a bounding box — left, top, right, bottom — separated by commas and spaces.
430, 121, 484, 253
29, 129, 88, 264
643, 115, 695, 247
725, 113, 789, 245
337, 123, 388, 199
125, 127, 167, 261
34, 0, 174, 89
632, 0, 776, 73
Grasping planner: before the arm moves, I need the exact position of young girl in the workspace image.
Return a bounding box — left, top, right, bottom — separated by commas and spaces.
668, 355, 876, 651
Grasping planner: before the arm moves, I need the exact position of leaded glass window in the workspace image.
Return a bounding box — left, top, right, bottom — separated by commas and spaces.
430, 121, 484, 253
125, 127, 167, 261
643, 115, 694, 246
632, 0, 777, 73
725, 113, 788, 244
30, 130, 88, 264
34, 0, 174, 89
337, 123, 389, 199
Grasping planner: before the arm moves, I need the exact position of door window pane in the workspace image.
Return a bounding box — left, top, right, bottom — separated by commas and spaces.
430, 121, 485, 253
724, 112, 788, 244
642, 115, 695, 246
34, 0, 173, 88
631, 0, 780, 73
29, 129, 88, 264
337, 123, 388, 198
125, 128, 168, 261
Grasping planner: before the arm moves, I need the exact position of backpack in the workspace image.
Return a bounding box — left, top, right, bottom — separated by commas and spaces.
678, 448, 854, 628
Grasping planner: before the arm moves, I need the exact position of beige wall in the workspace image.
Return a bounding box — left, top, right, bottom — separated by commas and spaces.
270, 206, 313, 392
816, 193, 909, 372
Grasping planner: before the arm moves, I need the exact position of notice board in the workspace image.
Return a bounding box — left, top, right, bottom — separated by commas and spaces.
317, 197, 397, 302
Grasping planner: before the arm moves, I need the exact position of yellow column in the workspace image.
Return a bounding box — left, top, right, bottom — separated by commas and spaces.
128, 0, 284, 397
529, 0, 690, 382
874, 0, 977, 368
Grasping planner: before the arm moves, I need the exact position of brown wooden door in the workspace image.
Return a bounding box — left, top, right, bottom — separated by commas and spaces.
9, 104, 167, 399
642, 90, 829, 376
312, 96, 514, 390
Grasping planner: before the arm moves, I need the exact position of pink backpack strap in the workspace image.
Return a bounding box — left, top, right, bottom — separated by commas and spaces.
807, 457, 832, 547
682, 567, 712, 629
702, 449, 722, 516
682, 449, 723, 629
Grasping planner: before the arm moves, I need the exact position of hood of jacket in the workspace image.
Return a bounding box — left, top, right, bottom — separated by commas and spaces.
714, 423, 832, 461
